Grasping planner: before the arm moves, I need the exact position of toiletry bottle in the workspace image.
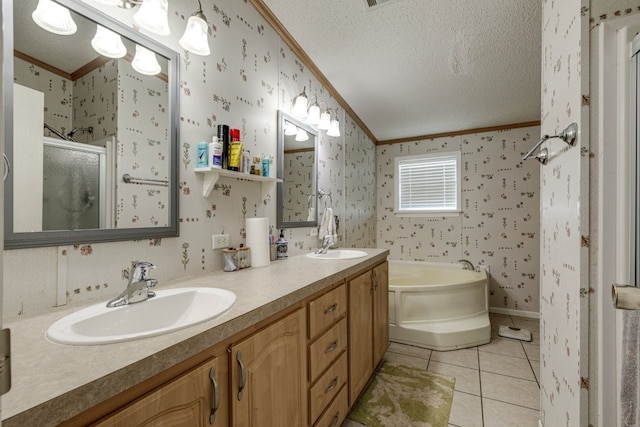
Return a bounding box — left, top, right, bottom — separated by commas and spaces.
275, 229, 288, 259
209, 136, 222, 169
262, 155, 270, 177
242, 149, 251, 174
228, 129, 242, 171
197, 140, 208, 168
217, 124, 230, 170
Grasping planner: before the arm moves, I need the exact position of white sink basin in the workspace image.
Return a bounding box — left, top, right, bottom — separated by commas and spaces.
46, 287, 236, 345
306, 249, 368, 260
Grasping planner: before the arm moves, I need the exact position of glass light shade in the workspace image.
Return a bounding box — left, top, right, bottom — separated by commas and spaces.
132, 45, 161, 75
91, 25, 127, 58
284, 123, 297, 136
32, 0, 77, 35
307, 104, 320, 125
133, 0, 170, 36
327, 120, 341, 137
295, 129, 309, 142
318, 111, 331, 130
179, 14, 210, 56
292, 95, 308, 118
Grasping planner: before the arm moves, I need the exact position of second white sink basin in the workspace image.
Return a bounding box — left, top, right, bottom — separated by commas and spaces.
46, 287, 236, 345
306, 249, 368, 260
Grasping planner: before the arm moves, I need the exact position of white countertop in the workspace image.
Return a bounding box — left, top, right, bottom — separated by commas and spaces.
1, 249, 388, 426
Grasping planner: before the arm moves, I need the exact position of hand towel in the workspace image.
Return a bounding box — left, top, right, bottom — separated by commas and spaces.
307, 207, 315, 222
318, 207, 337, 243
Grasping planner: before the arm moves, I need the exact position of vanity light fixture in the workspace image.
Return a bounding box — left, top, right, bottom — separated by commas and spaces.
131, 44, 161, 75
292, 87, 309, 118
91, 25, 127, 58
179, 0, 210, 56
32, 0, 77, 35
306, 97, 322, 125
295, 128, 309, 142
318, 110, 331, 130
327, 118, 341, 137
318, 108, 340, 137
93, 0, 122, 6
133, 0, 171, 36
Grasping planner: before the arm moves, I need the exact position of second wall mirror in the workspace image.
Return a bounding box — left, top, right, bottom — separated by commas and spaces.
277, 110, 318, 229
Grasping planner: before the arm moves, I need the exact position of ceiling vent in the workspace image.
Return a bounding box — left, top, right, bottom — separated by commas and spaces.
363, 0, 400, 10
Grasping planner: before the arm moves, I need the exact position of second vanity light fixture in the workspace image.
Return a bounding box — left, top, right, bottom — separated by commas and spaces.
522, 122, 577, 165
292, 87, 341, 138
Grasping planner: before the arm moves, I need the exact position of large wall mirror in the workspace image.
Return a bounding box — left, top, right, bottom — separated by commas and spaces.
4, 0, 179, 249
277, 110, 318, 229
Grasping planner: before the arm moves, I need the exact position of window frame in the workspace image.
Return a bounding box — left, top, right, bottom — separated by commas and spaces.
393, 150, 462, 216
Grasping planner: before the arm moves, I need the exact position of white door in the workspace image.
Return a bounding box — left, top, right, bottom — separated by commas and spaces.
599, 15, 640, 427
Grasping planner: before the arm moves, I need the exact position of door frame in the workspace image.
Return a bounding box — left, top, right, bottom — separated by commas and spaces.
598, 13, 640, 427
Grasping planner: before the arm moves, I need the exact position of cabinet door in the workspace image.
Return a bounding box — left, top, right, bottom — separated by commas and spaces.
347, 269, 373, 405
230, 308, 307, 427
372, 261, 389, 365
95, 355, 228, 427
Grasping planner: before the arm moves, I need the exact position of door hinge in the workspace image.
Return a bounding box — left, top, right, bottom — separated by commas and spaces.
0, 329, 11, 395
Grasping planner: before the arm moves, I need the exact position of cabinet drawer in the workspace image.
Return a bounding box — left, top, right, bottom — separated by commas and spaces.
313, 384, 348, 427
308, 283, 347, 339
308, 318, 347, 381
309, 352, 347, 424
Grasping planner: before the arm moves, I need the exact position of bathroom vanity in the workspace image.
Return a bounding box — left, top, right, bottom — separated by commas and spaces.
2, 249, 389, 427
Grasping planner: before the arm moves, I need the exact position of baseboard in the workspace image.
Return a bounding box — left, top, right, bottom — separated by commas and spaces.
489, 307, 540, 319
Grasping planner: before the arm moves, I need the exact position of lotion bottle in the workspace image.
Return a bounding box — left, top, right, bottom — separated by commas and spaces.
275, 229, 288, 259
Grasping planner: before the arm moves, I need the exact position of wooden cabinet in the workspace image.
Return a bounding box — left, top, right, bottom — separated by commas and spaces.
229, 308, 307, 427
94, 354, 228, 427
307, 283, 348, 426
348, 261, 389, 405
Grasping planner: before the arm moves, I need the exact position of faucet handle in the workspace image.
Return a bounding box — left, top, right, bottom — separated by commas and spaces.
131, 261, 156, 281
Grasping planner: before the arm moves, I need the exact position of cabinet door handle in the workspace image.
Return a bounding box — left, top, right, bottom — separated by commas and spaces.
324, 376, 339, 394
372, 270, 378, 290
324, 339, 339, 354
324, 303, 338, 314
328, 411, 340, 427
237, 351, 246, 401
209, 368, 219, 425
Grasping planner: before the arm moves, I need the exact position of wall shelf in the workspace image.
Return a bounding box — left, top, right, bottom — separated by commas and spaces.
194, 167, 282, 199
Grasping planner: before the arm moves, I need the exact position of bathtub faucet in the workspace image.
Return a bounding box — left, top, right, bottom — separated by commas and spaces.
457, 259, 475, 271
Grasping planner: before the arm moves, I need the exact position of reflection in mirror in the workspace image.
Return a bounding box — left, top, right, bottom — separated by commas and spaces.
5, 0, 179, 248
277, 111, 318, 229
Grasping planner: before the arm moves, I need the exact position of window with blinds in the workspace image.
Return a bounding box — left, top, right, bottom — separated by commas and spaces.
394, 151, 461, 214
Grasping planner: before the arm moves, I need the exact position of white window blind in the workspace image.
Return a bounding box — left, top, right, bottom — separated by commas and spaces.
394, 151, 461, 214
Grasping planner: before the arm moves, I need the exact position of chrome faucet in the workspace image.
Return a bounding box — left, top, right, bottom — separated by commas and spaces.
315, 235, 335, 254
457, 259, 475, 271
106, 261, 158, 308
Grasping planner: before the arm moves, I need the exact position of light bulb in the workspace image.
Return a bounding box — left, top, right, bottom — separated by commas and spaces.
295, 129, 309, 142
32, 0, 77, 35
292, 87, 308, 118
327, 120, 340, 137
284, 123, 297, 136
91, 25, 127, 58
307, 104, 320, 125
132, 45, 161, 75
179, 12, 210, 56
318, 111, 331, 130
133, 0, 170, 36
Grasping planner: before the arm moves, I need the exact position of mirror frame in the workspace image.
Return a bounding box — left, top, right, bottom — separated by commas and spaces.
3, 0, 179, 249
276, 110, 318, 229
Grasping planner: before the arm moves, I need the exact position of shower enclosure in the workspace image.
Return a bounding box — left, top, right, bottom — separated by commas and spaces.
42, 137, 108, 231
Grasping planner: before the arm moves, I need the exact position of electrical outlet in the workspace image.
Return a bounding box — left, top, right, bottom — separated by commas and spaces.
212, 234, 230, 249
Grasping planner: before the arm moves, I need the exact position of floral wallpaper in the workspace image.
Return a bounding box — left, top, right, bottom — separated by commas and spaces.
282, 150, 314, 222
376, 126, 540, 315
14, 57, 72, 139
3, 0, 377, 315
116, 59, 170, 228
540, 0, 590, 425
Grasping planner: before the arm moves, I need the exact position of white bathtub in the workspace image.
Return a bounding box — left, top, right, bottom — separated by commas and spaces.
388, 260, 491, 351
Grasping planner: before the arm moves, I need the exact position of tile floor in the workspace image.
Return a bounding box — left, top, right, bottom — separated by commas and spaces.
342, 314, 540, 427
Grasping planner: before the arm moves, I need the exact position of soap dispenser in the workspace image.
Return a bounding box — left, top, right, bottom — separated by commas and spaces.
275, 229, 288, 259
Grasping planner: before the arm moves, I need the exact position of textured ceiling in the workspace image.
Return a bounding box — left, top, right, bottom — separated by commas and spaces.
262, 0, 541, 142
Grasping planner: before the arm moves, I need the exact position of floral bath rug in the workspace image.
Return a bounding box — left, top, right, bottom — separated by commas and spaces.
348, 361, 455, 427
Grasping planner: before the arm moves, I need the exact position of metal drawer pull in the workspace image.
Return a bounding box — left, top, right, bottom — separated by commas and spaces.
325, 376, 339, 394
328, 411, 340, 427
324, 339, 339, 353
209, 368, 219, 424
237, 351, 246, 401
324, 303, 338, 314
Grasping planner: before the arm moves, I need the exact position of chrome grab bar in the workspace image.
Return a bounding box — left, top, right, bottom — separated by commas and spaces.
122, 173, 169, 187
